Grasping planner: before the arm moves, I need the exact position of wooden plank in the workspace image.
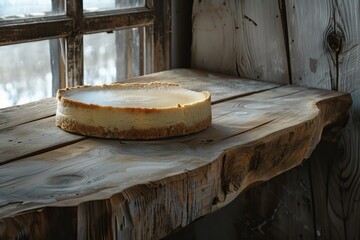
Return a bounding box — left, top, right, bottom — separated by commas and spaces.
286, 0, 333, 89
0, 98, 56, 130
0, 70, 279, 163
0, 117, 84, 164
66, 0, 84, 87
166, 161, 314, 240
82, 8, 154, 34
125, 69, 281, 103
191, 0, 289, 84
153, 0, 171, 72
319, 0, 360, 201
0, 15, 72, 46
171, 0, 193, 68
145, 25, 154, 74
0, 85, 351, 239
0, 5, 153, 46
125, 29, 134, 78
286, 1, 360, 239
49, 38, 66, 96
0, 70, 278, 130
139, 26, 145, 76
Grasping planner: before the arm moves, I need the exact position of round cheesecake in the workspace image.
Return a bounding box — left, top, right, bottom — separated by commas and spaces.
56, 82, 212, 139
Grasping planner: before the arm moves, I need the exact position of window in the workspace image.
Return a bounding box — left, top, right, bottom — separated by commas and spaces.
0, 0, 170, 108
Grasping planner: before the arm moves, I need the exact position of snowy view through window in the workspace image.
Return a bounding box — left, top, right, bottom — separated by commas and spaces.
0, 0, 143, 108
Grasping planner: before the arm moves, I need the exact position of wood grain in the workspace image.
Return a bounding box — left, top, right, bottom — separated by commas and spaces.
127, 69, 281, 103
191, 0, 289, 84
0, 98, 56, 130
286, 1, 360, 239
0, 69, 277, 130
190, 1, 359, 238
0, 117, 84, 164
0, 69, 279, 164
0, 82, 351, 239
153, 0, 171, 72
166, 161, 314, 240
286, 0, 333, 89
83, 8, 154, 34
0, 15, 72, 46
0, 6, 153, 47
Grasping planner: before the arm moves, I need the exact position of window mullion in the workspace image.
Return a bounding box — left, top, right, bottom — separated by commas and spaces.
139, 27, 145, 76
66, 0, 84, 87
50, 39, 66, 95
115, 0, 135, 81
145, 25, 154, 74
115, 0, 125, 81
50, 0, 66, 95
125, 30, 134, 79
152, 0, 171, 72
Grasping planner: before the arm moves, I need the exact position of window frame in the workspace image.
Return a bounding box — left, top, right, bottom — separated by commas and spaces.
0, 0, 170, 91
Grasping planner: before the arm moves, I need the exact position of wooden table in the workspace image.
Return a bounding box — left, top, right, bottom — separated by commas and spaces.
0, 69, 352, 239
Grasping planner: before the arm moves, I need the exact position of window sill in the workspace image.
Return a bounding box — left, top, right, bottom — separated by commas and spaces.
0, 69, 351, 239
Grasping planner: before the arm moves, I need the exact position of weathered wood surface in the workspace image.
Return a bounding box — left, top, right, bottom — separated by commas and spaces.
153, 0, 172, 72
0, 70, 351, 239
191, 1, 359, 239
192, 0, 289, 84
166, 160, 314, 240
0, 69, 278, 165
286, 1, 360, 239
0, 98, 56, 130
131, 68, 280, 103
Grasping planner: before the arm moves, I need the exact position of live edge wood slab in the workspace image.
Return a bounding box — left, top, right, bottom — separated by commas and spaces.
0, 69, 352, 239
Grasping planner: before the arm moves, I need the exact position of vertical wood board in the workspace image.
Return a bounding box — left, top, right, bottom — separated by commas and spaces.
192, 0, 290, 84
286, 0, 333, 89
190, 0, 359, 239
286, 0, 360, 239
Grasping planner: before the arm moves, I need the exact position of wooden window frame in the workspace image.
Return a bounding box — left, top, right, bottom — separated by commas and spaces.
0, 0, 170, 92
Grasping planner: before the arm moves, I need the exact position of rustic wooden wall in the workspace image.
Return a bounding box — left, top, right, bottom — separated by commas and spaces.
175, 0, 360, 239
191, 0, 289, 84
286, 1, 360, 239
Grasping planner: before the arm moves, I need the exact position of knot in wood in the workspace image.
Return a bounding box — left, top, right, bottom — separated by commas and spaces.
326, 31, 343, 53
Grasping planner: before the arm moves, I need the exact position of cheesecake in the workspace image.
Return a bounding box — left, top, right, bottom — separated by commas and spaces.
56, 82, 212, 139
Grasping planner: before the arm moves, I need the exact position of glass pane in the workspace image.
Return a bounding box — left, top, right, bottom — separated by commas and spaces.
84, 28, 140, 85
0, 0, 65, 19
83, 0, 145, 12
0, 40, 61, 108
